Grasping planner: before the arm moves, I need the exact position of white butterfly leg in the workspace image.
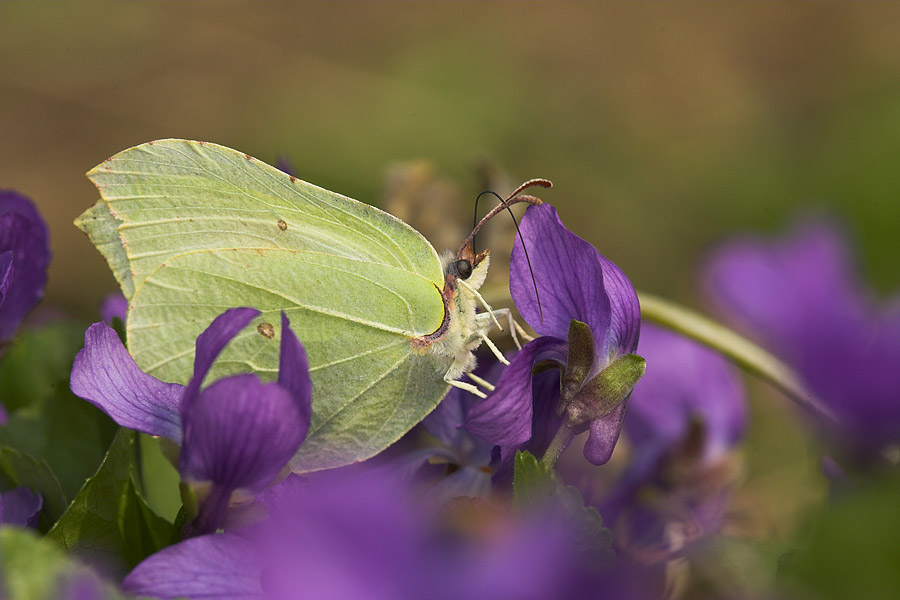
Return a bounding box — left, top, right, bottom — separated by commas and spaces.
466, 371, 496, 392
445, 371, 487, 398
489, 307, 534, 350
457, 279, 503, 331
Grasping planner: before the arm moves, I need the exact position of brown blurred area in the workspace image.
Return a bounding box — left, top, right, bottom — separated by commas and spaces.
3, 2, 899, 318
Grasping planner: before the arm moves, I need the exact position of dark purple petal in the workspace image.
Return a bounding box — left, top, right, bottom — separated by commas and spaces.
70, 322, 184, 442
99, 293, 127, 325
275, 312, 312, 436
510, 203, 640, 360
423, 359, 499, 466
464, 336, 567, 446
583, 401, 628, 466
181, 307, 260, 416
0, 486, 42, 528
494, 369, 564, 485
0, 251, 13, 310
626, 323, 746, 462
0, 190, 51, 343
180, 374, 307, 495
123, 534, 263, 600
510, 204, 610, 341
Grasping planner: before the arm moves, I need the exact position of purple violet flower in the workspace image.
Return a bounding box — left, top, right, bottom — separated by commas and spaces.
0, 190, 51, 347
600, 323, 746, 558
704, 220, 900, 460
99, 293, 127, 327
70, 308, 312, 535
123, 469, 610, 600
465, 203, 644, 466
0, 486, 43, 528
390, 374, 498, 505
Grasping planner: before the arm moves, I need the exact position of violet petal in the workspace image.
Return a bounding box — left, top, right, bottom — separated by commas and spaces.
0, 190, 51, 343
99, 293, 127, 325
70, 322, 184, 442
122, 534, 262, 600
626, 323, 746, 462
464, 336, 567, 446
0, 486, 43, 528
0, 251, 12, 310
275, 312, 312, 436
181, 307, 260, 415
180, 374, 307, 494
510, 204, 612, 348
583, 402, 628, 465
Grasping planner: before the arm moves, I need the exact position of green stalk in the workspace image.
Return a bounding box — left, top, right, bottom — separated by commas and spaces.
638, 291, 838, 426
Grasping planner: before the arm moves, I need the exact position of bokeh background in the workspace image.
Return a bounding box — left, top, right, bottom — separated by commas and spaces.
3, 2, 900, 595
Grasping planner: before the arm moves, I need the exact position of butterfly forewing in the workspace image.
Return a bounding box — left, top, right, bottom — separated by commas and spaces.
86, 139, 445, 293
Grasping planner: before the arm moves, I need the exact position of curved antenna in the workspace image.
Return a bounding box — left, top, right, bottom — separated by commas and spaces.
463, 179, 552, 324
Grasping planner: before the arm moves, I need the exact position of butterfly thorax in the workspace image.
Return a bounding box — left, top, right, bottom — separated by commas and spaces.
411, 249, 492, 380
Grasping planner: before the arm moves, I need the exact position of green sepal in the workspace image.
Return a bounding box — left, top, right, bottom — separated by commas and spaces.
47, 429, 173, 577
563, 353, 646, 429
558, 320, 595, 417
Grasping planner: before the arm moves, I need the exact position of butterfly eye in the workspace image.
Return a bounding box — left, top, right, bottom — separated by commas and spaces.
454, 259, 473, 280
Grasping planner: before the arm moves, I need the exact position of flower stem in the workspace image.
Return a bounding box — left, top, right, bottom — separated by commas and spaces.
541, 425, 575, 468
638, 291, 839, 427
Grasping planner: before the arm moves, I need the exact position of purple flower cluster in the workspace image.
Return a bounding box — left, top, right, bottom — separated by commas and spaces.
70, 308, 312, 535
705, 220, 900, 463
0, 190, 50, 525
12, 186, 894, 600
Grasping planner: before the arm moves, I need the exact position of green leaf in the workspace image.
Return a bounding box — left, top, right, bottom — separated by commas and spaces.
136, 433, 182, 523
0, 447, 67, 531
638, 291, 837, 425
0, 320, 118, 500
513, 450, 613, 565
513, 450, 557, 510
47, 429, 173, 577
0, 526, 124, 600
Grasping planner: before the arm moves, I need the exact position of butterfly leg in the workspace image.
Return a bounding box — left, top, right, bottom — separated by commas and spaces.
446, 371, 487, 398
488, 308, 534, 350
466, 371, 496, 392
458, 279, 503, 331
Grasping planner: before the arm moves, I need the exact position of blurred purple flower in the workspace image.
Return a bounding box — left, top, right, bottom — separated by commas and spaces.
600, 323, 746, 559
0, 486, 43, 528
70, 308, 312, 534
99, 293, 127, 326
705, 220, 900, 459
124, 469, 611, 600
0, 189, 51, 345
465, 203, 643, 466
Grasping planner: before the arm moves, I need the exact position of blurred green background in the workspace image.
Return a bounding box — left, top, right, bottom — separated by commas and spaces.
2, 2, 899, 592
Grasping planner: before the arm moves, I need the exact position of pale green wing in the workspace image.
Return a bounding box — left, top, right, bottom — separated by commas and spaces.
74, 199, 134, 298
84, 139, 444, 297
128, 247, 449, 471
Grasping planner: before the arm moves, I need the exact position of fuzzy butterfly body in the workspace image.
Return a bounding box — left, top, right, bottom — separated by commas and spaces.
77, 140, 534, 471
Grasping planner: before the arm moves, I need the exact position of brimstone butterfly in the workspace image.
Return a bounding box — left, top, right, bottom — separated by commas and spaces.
76, 139, 548, 472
